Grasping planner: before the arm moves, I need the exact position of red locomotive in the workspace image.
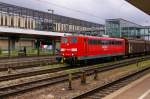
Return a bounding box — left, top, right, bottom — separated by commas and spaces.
60, 35, 150, 65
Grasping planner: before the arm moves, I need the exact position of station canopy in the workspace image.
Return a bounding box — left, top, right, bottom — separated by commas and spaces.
127, 0, 150, 15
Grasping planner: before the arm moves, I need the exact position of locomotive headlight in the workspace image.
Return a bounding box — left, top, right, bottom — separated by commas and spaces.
71, 48, 77, 52
61, 48, 65, 51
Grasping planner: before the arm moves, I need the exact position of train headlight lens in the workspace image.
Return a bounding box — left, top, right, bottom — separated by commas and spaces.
61, 48, 65, 51
71, 48, 77, 52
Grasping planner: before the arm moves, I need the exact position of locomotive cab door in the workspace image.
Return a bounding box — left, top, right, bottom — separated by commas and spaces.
84, 38, 88, 56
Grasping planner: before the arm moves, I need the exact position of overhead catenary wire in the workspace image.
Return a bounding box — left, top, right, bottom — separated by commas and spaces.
34, 0, 105, 22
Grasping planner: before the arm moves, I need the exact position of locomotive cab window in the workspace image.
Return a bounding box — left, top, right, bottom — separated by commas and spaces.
101, 40, 109, 45
61, 37, 68, 43
71, 37, 77, 43
112, 41, 122, 45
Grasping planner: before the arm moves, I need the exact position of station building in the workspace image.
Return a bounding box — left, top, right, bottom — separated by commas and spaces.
105, 18, 150, 39
106, 0, 150, 39
140, 26, 150, 40
0, 2, 104, 57
105, 18, 142, 38
126, 0, 150, 40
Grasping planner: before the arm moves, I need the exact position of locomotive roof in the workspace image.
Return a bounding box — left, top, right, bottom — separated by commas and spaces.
64, 35, 124, 41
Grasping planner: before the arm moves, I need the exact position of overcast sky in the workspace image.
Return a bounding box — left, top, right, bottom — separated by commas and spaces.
0, 0, 149, 26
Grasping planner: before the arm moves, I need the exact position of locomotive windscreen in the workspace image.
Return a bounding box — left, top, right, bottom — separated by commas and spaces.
71, 37, 77, 43
61, 37, 68, 43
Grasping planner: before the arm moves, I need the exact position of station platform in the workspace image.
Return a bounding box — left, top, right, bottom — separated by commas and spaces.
104, 73, 150, 99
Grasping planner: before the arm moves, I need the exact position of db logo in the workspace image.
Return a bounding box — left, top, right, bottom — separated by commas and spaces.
102, 46, 108, 51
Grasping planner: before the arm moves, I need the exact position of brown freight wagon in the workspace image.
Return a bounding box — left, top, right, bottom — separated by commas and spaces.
145, 40, 150, 54
125, 39, 146, 56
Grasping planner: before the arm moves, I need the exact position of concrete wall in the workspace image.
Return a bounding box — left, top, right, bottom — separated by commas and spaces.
0, 39, 8, 50
0, 39, 35, 50
15, 40, 35, 48
56, 41, 60, 49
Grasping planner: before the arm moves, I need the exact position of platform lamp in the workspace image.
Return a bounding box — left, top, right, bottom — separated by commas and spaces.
48, 9, 56, 55
47, 9, 54, 31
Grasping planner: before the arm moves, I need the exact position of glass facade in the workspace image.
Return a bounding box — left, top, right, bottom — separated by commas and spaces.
140, 26, 150, 40
106, 18, 142, 38
105, 20, 120, 37
0, 2, 104, 35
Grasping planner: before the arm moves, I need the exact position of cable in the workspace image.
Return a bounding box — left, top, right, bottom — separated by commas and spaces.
33, 0, 104, 22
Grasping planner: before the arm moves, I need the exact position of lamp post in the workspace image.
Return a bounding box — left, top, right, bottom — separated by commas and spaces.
47, 9, 54, 31
47, 9, 55, 55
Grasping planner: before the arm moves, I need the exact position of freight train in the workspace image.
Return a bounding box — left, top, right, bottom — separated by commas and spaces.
59, 35, 150, 65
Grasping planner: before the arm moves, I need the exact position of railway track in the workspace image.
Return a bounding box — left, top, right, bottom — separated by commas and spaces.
0, 55, 53, 60
0, 55, 147, 82
0, 56, 57, 71
72, 66, 150, 99
0, 56, 149, 98
0, 65, 68, 82
0, 56, 57, 64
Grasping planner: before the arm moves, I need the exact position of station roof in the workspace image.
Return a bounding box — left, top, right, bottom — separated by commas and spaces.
0, 2, 104, 37
0, 2, 103, 28
126, 0, 150, 15
0, 26, 71, 37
